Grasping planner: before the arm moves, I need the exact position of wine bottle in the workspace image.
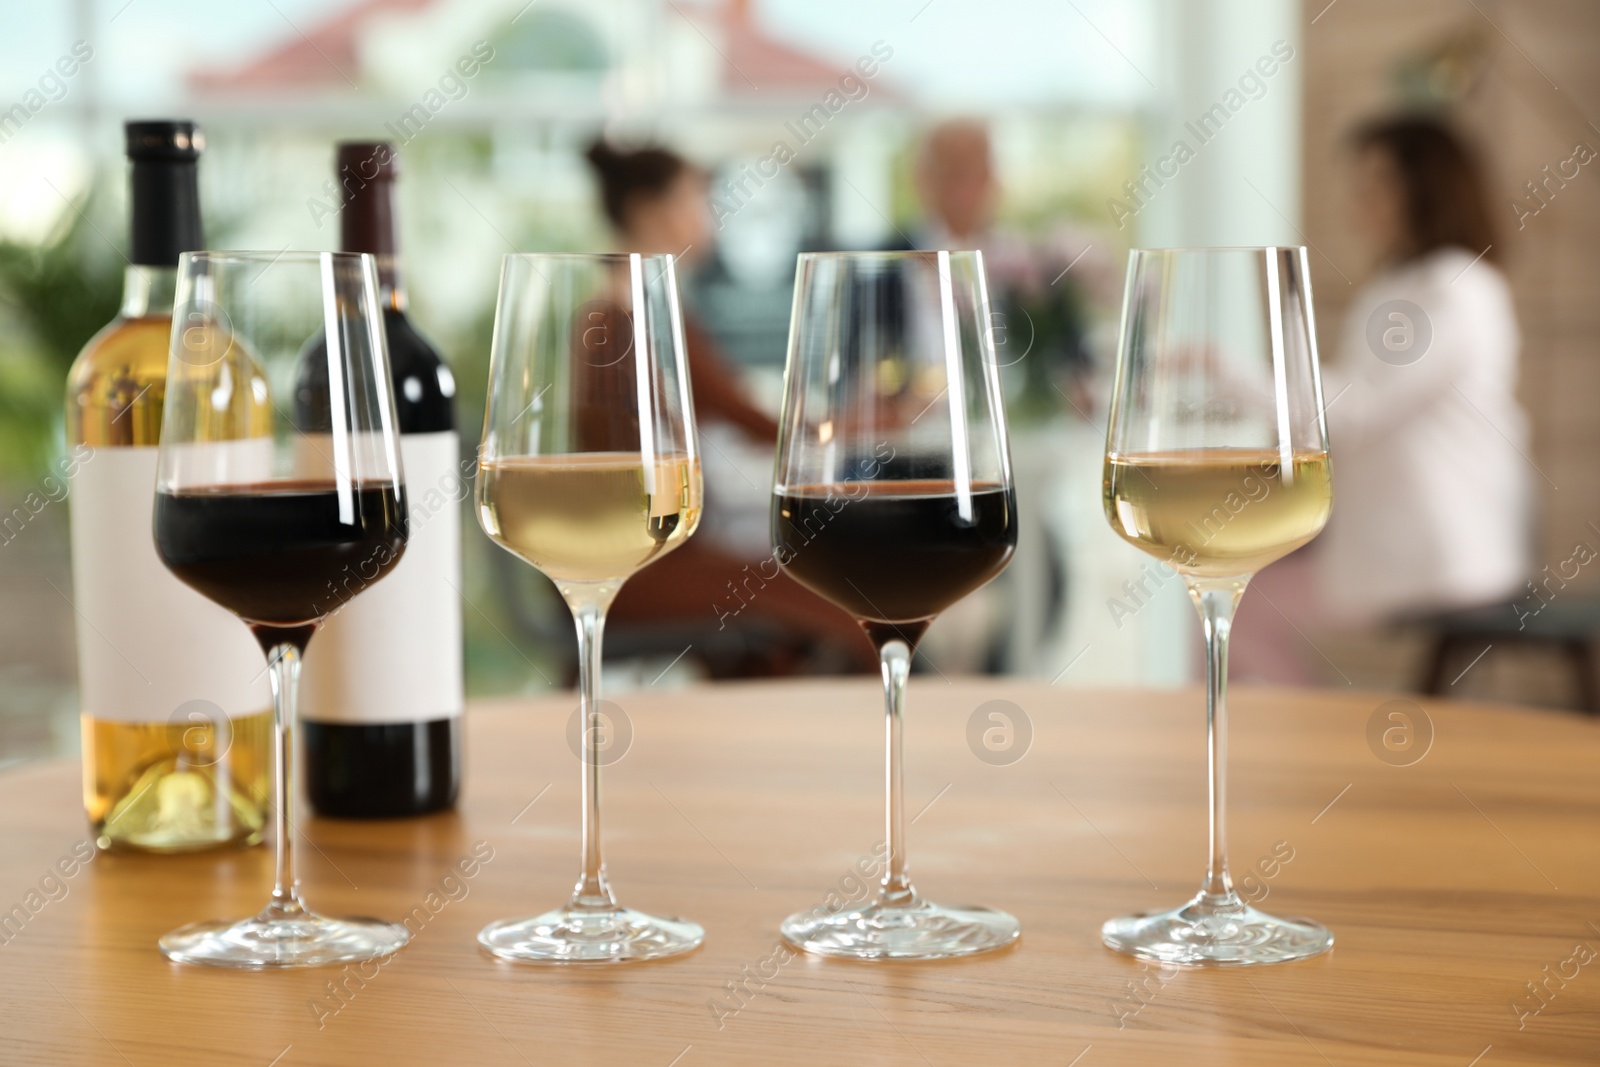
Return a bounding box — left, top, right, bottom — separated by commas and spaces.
67, 120, 273, 852
298, 141, 463, 817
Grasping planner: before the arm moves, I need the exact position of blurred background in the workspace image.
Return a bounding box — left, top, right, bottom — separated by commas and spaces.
1, 0, 1597, 765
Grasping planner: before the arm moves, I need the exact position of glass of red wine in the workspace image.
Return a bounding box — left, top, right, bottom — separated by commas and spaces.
771, 250, 1020, 959
153, 250, 412, 968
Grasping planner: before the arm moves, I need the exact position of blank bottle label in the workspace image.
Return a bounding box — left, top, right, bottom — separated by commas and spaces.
300, 431, 464, 724
69, 446, 272, 721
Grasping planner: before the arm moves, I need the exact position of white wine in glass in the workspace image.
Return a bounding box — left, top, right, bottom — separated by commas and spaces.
1104, 450, 1332, 577
1101, 246, 1335, 966
475, 253, 704, 963
478, 453, 700, 582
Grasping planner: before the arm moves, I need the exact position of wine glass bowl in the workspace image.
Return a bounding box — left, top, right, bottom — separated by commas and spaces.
1102, 450, 1332, 579
474, 253, 704, 963
1100, 246, 1334, 966
152, 250, 412, 968
772, 250, 1021, 960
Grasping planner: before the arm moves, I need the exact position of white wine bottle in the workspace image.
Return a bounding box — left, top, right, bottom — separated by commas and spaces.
67, 120, 272, 852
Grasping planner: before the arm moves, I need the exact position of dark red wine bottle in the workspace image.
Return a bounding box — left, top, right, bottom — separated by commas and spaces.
299, 142, 462, 818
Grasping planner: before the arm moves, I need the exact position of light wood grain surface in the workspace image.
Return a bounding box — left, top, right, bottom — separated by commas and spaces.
1, 679, 1597, 1066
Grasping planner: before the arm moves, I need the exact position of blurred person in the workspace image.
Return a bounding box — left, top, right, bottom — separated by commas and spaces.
882, 119, 1117, 672
1231, 115, 1529, 683
583, 140, 779, 441
580, 139, 876, 673
913, 119, 996, 251
899, 118, 1105, 418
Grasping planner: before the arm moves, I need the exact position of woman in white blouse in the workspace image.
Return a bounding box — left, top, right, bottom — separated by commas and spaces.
1232, 116, 1531, 681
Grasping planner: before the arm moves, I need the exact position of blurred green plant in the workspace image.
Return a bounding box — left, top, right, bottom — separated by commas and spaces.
0, 198, 122, 477
1001, 281, 1094, 423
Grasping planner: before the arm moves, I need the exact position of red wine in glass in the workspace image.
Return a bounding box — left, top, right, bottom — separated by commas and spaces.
154, 480, 407, 647
774, 480, 1015, 643
770, 250, 1022, 960
152, 249, 413, 970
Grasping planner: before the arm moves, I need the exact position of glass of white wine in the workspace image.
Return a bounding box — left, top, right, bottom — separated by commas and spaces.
1101, 246, 1334, 966
475, 253, 704, 963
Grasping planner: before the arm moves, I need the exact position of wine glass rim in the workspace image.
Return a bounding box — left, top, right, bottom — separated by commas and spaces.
797, 249, 982, 262
502, 251, 678, 263
1130, 245, 1307, 255
177, 249, 376, 265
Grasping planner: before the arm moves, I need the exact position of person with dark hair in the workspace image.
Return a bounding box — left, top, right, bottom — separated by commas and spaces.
582, 139, 779, 440
1233, 116, 1530, 681
1346, 117, 1502, 268
581, 138, 876, 674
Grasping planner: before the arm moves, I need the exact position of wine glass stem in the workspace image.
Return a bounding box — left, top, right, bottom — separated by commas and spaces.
1188, 578, 1247, 907
263, 642, 307, 920
879, 639, 916, 908
570, 597, 617, 911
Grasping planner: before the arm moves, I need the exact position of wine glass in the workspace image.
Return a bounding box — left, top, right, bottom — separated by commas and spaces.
153, 251, 411, 968
475, 253, 704, 963
1101, 246, 1334, 965
772, 250, 1019, 959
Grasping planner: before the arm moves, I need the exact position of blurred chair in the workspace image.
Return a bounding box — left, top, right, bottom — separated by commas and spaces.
490, 548, 867, 685
1418, 600, 1600, 714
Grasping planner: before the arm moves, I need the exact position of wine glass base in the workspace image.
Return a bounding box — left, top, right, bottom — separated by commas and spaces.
478, 906, 704, 963
1102, 899, 1332, 966
159, 914, 411, 969
781, 899, 1020, 960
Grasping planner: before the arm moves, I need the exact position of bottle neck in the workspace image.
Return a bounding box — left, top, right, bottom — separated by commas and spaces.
340, 176, 406, 312
129, 157, 203, 268
380, 265, 408, 313
120, 265, 178, 319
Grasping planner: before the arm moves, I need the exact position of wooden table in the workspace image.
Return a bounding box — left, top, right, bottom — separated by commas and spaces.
1, 680, 1597, 1066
